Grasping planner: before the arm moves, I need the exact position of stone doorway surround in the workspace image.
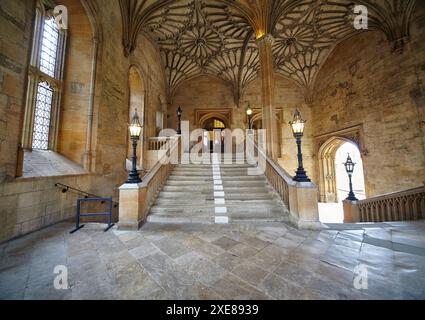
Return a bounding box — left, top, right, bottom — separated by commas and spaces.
196, 109, 232, 130
202, 118, 227, 153
314, 125, 366, 203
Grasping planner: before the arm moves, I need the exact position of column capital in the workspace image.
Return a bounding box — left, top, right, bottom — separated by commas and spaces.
255, 34, 275, 47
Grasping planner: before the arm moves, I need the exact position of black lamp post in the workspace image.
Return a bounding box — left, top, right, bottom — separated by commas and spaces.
177, 106, 182, 134
343, 154, 358, 201
246, 105, 253, 130
290, 109, 311, 182
127, 109, 142, 184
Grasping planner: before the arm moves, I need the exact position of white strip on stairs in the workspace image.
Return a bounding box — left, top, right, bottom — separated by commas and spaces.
212, 153, 228, 224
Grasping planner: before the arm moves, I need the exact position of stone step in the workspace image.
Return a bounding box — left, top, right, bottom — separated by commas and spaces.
174, 165, 254, 169
165, 180, 267, 187
150, 204, 284, 214
162, 186, 271, 193
154, 197, 278, 205
147, 215, 215, 224
174, 166, 252, 169
167, 175, 266, 181
175, 164, 253, 169
147, 216, 288, 224
156, 192, 276, 199
172, 169, 256, 175
170, 172, 256, 178
147, 209, 289, 224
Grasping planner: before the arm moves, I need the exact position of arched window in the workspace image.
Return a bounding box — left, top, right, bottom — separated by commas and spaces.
22, 0, 67, 151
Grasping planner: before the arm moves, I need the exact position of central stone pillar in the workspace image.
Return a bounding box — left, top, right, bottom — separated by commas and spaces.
256, 34, 278, 160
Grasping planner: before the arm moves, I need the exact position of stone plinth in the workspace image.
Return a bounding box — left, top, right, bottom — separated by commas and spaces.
118, 183, 146, 230
288, 182, 322, 230
343, 199, 360, 223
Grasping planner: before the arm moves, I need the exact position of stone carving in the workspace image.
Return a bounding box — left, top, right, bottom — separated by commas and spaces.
272, 0, 356, 92
119, 0, 417, 102
119, 0, 258, 105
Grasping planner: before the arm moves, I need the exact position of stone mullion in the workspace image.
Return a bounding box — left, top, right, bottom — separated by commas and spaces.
22, 72, 40, 150
49, 89, 61, 152
50, 28, 67, 152
22, 2, 44, 150
256, 34, 278, 160
31, 4, 44, 68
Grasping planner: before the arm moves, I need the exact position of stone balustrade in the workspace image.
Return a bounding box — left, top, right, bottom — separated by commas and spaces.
344, 184, 425, 223
248, 134, 321, 230
118, 136, 180, 229
148, 137, 172, 151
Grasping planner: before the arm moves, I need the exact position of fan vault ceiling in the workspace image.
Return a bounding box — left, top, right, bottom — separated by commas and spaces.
119, 0, 417, 104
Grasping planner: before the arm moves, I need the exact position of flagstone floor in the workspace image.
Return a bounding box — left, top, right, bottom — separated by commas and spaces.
1, 220, 425, 300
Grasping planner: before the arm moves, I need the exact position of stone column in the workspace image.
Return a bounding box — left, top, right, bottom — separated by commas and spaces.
256, 34, 278, 160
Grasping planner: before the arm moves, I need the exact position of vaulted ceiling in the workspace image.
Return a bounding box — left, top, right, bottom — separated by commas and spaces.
119, 0, 416, 104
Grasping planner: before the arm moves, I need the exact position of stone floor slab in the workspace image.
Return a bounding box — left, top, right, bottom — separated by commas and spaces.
0, 221, 424, 300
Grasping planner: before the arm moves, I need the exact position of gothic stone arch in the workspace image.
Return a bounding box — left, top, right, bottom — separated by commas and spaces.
196, 110, 232, 129
315, 125, 365, 203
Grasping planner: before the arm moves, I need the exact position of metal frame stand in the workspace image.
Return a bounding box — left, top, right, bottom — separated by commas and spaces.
70, 197, 115, 234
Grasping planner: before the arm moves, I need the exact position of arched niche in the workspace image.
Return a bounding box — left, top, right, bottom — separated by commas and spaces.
57, 0, 97, 163
248, 110, 282, 157
126, 65, 146, 171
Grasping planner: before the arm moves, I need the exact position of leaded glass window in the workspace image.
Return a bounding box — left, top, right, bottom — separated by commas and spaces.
39, 18, 59, 77
32, 82, 54, 150
26, 6, 65, 151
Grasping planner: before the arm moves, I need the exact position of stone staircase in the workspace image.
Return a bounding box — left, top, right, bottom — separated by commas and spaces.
147, 154, 290, 224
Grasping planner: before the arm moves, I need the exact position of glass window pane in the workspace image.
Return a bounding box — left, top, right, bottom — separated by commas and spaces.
32, 81, 53, 150
39, 18, 59, 78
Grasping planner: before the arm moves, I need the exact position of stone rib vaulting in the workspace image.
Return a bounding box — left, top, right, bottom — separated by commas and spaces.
0, 0, 425, 301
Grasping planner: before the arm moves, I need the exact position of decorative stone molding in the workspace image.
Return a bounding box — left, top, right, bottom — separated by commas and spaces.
314, 125, 365, 155
195, 109, 232, 129
356, 0, 416, 54
119, 0, 418, 107
119, 0, 259, 106
255, 33, 274, 46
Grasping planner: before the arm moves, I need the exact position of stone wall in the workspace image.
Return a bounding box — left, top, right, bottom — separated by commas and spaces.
0, 0, 34, 183
311, 6, 425, 196
169, 75, 238, 131
0, 173, 120, 242
57, 0, 94, 165
130, 34, 167, 170
0, 0, 167, 243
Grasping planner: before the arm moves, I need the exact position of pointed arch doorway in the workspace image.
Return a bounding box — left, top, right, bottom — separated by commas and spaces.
318, 137, 366, 223
201, 117, 227, 153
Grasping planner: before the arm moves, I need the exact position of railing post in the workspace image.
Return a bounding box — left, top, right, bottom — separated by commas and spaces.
343, 199, 360, 223
118, 183, 146, 230
287, 182, 321, 230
